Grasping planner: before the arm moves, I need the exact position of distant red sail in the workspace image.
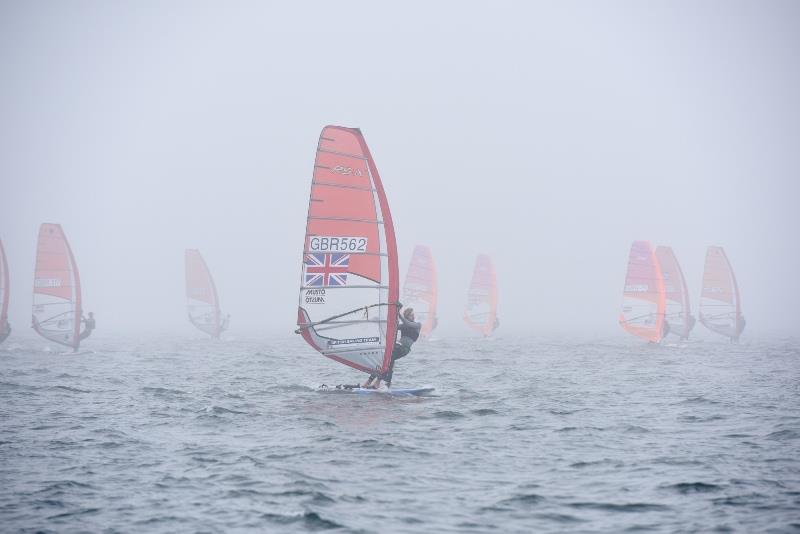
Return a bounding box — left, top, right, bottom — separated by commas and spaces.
296, 126, 399, 379
0, 238, 9, 340
699, 246, 744, 341
464, 254, 498, 337
655, 246, 695, 339
185, 249, 222, 338
32, 224, 82, 349
402, 245, 438, 338
619, 241, 665, 343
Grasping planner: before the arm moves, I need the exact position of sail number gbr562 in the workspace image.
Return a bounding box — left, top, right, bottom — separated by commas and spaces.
309, 236, 367, 253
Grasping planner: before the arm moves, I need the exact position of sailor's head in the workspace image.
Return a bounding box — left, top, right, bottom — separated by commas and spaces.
403, 308, 414, 320
88, 312, 94, 318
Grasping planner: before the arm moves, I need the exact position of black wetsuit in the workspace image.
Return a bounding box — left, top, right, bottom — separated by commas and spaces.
0, 322, 10, 344
79, 317, 95, 341
385, 314, 421, 385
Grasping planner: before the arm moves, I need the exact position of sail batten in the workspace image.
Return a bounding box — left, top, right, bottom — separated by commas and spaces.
32, 224, 82, 350
619, 241, 665, 343
296, 126, 399, 378
464, 254, 498, 336
699, 246, 744, 341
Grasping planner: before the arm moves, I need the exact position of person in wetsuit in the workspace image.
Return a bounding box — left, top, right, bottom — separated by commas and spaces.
219, 313, 231, 334
0, 318, 10, 344
79, 312, 95, 341
363, 305, 421, 389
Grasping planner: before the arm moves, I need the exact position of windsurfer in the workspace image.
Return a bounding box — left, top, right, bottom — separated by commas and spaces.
363, 305, 421, 389
735, 316, 746, 341
0, 319, 10, 343
79, 312, 95, 341
220, 314, 231, 333
662, 319, 671, 340
493, 316, 500, 332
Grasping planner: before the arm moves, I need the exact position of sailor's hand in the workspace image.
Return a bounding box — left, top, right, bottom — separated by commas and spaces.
396, 301, 403, 308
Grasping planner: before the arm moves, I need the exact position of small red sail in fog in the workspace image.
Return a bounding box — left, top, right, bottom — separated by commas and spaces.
32, 224, 83, 350
185, 249, 225, 338
655, 246, 695, 340
619, 241, 666, 343
0, 238, 9, 344
295, 126, 399, 380
699, 246, 745, 341
402, 245, 438, 339
463, 254, 499, 337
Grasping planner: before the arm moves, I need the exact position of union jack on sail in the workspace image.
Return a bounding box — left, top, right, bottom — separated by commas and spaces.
304, 253, 350, 287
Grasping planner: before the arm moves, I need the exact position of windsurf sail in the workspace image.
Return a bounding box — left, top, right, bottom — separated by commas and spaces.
32, 224, 83, 350
699, 246, 744, 341
463, 254, 498, 336
0, 238, 9, 343
655, 246, 695, 340
619, 241, 666, 343
402, 245, 438, 338
295, 125, 399, 379
185, 249, 223, 338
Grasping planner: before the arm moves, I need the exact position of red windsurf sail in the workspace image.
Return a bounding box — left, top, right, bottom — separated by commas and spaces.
699, 246, 744, 341
296, 126, 399, 379
463, 254, 498, 337
655, 246, 695, 340
402, 245, 438, 338
32, 224, 83, 350
619, 241, 666, 343
185, 249, 223, 338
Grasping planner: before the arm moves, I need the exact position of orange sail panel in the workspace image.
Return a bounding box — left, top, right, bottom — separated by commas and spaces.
296, 126, 399, 378
0, 238, 9, 341
32, 224, 82, 349
655, 246, 695, 340
699, 246, 744, 340
619, 241, 665, 342
185, 249, 222, 338
402, 245, 438, 338
463, 254, 498, 336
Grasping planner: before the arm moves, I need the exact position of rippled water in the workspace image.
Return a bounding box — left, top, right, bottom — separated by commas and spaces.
1, 335, 798, 532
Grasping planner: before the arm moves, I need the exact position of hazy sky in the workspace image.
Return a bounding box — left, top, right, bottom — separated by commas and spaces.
2, 1, 798, 338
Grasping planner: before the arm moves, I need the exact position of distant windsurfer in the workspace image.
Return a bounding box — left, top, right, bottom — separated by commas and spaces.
683, 315, 696, 340
662, 319, 671, 340
220, 313, 231, 334
0, 319, 10, 343
363, 304, 421, 389
493, 316, 500, 333
734, 315, 746, 342
79, 312, 95, 341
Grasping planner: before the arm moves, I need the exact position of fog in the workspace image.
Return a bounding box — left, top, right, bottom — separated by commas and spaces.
2, 1, 798, 339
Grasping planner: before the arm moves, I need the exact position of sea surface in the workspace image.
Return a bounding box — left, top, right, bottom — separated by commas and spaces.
1, 335, 798, 533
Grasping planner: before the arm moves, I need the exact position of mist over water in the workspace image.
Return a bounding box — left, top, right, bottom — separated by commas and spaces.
1, 1, 799, 337
2, 1, 799, 532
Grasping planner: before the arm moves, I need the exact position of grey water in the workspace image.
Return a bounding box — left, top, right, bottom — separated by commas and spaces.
1, 335, 798, 533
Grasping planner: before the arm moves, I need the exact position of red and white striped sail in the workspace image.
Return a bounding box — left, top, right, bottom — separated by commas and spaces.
0, 238, 9, 342
402, 245, 438, 339
185, 249, 222, 338
463, 254, 498, 337
655, 246, 695, 340
619, 241, 666, 343
296, 126, 399, 379
699, 246, 744, 340
32, 224, 82, 349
